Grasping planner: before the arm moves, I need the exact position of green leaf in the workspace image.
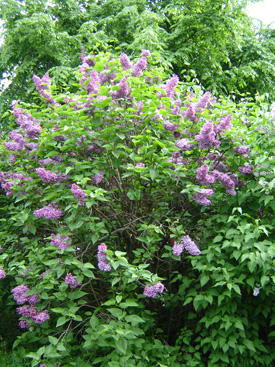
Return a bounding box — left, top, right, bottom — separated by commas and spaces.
56, 316, 68, 327
115, 338, 128, 355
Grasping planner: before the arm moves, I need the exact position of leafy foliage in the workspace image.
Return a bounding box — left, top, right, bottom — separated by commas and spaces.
0, 50, 274, 366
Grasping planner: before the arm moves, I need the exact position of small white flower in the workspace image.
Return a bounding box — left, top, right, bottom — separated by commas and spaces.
253, 287, 261, 296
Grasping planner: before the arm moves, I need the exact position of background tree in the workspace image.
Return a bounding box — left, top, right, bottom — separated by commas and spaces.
1, 0, 274, 131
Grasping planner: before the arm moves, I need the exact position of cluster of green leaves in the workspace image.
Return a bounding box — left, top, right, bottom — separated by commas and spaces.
2, 0, 275, 130
0, 51, 274, 366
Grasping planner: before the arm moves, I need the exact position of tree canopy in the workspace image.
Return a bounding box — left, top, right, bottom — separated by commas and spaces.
1, 0, 275, 130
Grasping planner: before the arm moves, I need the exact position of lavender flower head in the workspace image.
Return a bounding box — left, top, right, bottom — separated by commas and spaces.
36, 168, 58, 183
141, 49, 151, 57
135, 162, 145, 168
196, 164, 215, 185
11, 284, 29, 304
172, 242, 184, 256
132, 57, 147, 77
111, 78, 130, 99
143, 282, 165, 298
28, 293, 40, 306
18, 320, 30, 329
213, 170, 236, 195
120, 53, 132, 70
0, 268, 6, 279
17, 305, 37, 318
233, 145, 250, 155
97, 243, 111, 271
65, 273, 81, 289
193, 188, 214, 206
195, 91, 211, 111
238, 165, 254, 176
181, 235, 201, 256
34, 203, 64, 219
92, 171, 105, 184
195, 122, 220, 149
32, 310, 50, 324
163, 121, 179, 132
71, 183, 87, 206
175, 138, 194, 151
217, 114, 233, 134
51, 234, 72, 251
165, 75, 179, 97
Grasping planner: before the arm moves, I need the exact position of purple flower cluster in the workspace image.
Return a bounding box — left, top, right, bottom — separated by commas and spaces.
238, 165, 254, 176
34, 203, 64, 219
173, 235, 201, 256
213, 170, 236, 195
143, 282, 164, 298
142, 49, 151, 57
234, 145, 250, 155
32, 310, 50, 324
193, 189, 214, 206
175, 138, 194, 151
165, 75, 179, 98
135, 162, 145, 168
196, 164, 215, 185
97, 243, 111, 271
132, 57, 147, 77
11, 285, 29, 304
120, 53, 132, 70
65, 273, 81, 289
17, 305, 38, 318
36, 168, 58, 183
217, 114, 233, 134
111, 77, 130, 99
51, 234, 72, 251
184, 105, 197, 122
87, 70, 100, 94
92, 171, 105, 184
39, 158, 53, 166
163, 121, 179, 132
195, 122, 220, 149
195, 91, 211, 112
0, 268, 6, 279
71, 183, 87, 206
0, 171, 33, 196
33, 73, 56, 105
18, 320, 30, 329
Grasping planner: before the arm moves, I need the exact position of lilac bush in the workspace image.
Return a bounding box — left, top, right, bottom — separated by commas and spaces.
0, 50, 274, 366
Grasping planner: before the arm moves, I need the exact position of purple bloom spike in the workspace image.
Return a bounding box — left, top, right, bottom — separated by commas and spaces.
97, 243, 111, 271
193, 188, 214, 206
143, 282, 164, 298
34, 203, 63, 220
65, 273, 81, 289
196, 164, 215, 185
120, 53, 132, 70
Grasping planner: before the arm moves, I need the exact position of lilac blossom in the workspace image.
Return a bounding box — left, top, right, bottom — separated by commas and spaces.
11, 285, 29, 304
10, 153, 17, 164
39, 158, 53, 166
71, 184, 87, 206
196, 164, 215, 185
111, 78, 130, 99
34, 203, 64, 220
51, 234, 72, 251
217, 114, 233, 134
213, 170, 236, 195
87, 70, 100, 94
195, 91, 211, 112
81, 49, 96, 66
120, 53, 132, 70
28, 293, 40, 306
233, 145, 250, 155
195, 122, 220, 149
184, 105, 197, 122
141, 49, 151, 57
193, 188, 214, 206
135, 162, 145, 168
163, 121, 179, 132
238, 165, 254, 176
17, 305, 38, 318
92, 171, 105, 184
172, 242, 184, 256
19, 320, 30, 329
65, 273, 81, 289
132, 57, 147, 77
97, 243, 111, 271
175, 138, 194, 151
32, 310, 50, 324
165, 75, 179, 97
36, 168, 58, 183
0, 268, 6, 278
33, 73, 51, 91
143, 282, 165, 298
181, 235, 201, 256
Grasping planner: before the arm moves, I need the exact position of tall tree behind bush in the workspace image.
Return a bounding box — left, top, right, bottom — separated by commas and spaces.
1, 0, 275, 130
